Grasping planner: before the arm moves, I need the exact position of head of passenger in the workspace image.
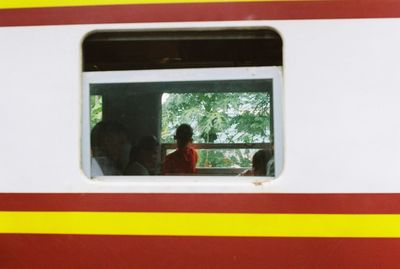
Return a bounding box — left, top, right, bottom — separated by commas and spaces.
91, 121, 130, 175
174, 124, 194, 149
126, 135, 159, 175
252, 149, 273, 176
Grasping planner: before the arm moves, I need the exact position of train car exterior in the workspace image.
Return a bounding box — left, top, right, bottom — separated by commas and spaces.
1, 0, 400, 268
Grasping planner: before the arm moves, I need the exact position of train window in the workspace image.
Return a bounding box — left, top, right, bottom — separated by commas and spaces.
82, 29, 283, 179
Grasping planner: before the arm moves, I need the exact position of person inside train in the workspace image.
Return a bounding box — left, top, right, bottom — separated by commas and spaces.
240, 149, 273, 176
162, 124, 198, 175
91, 121, 131, 176
125, 135, 159, 175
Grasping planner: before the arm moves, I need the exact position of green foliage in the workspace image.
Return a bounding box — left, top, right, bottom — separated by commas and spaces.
162, 92, 271, 168
90, 95, 103, 129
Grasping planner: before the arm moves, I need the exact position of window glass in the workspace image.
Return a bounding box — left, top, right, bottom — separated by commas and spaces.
161, 92, 271, 169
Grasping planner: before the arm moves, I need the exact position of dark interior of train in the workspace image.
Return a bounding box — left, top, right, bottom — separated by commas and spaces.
83, 29, 282, 177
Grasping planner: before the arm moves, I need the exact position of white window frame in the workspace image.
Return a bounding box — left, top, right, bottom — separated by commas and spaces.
82, 66, 283, 181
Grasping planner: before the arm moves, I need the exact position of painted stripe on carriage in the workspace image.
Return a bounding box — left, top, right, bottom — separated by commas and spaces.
2, 211, 400, 237
5, 193, 400, 214
0, 0, 319, 9
1, 235, 399, 269
1, 2, 400, 27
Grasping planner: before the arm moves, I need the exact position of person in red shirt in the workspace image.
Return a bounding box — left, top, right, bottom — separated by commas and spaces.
163, 124, 198, 175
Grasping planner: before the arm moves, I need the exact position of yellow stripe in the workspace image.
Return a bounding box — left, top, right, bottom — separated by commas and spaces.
1, 211, 400, 238
0, 0, 315, 10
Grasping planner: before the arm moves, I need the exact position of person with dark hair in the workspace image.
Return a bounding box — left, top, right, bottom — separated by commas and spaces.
91, 121, 130, 175
162, 124, 198, 175
240, 149, 273, 176
252, 149, 273, 176
125, 135, 159, 175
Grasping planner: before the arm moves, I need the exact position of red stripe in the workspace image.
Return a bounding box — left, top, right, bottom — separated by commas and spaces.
1, 193, 400, 213
1, 234, 399, 268
0, 1, 400, 27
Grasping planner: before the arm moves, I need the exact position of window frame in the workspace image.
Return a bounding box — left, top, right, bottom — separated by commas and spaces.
82, 66, 283, 180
